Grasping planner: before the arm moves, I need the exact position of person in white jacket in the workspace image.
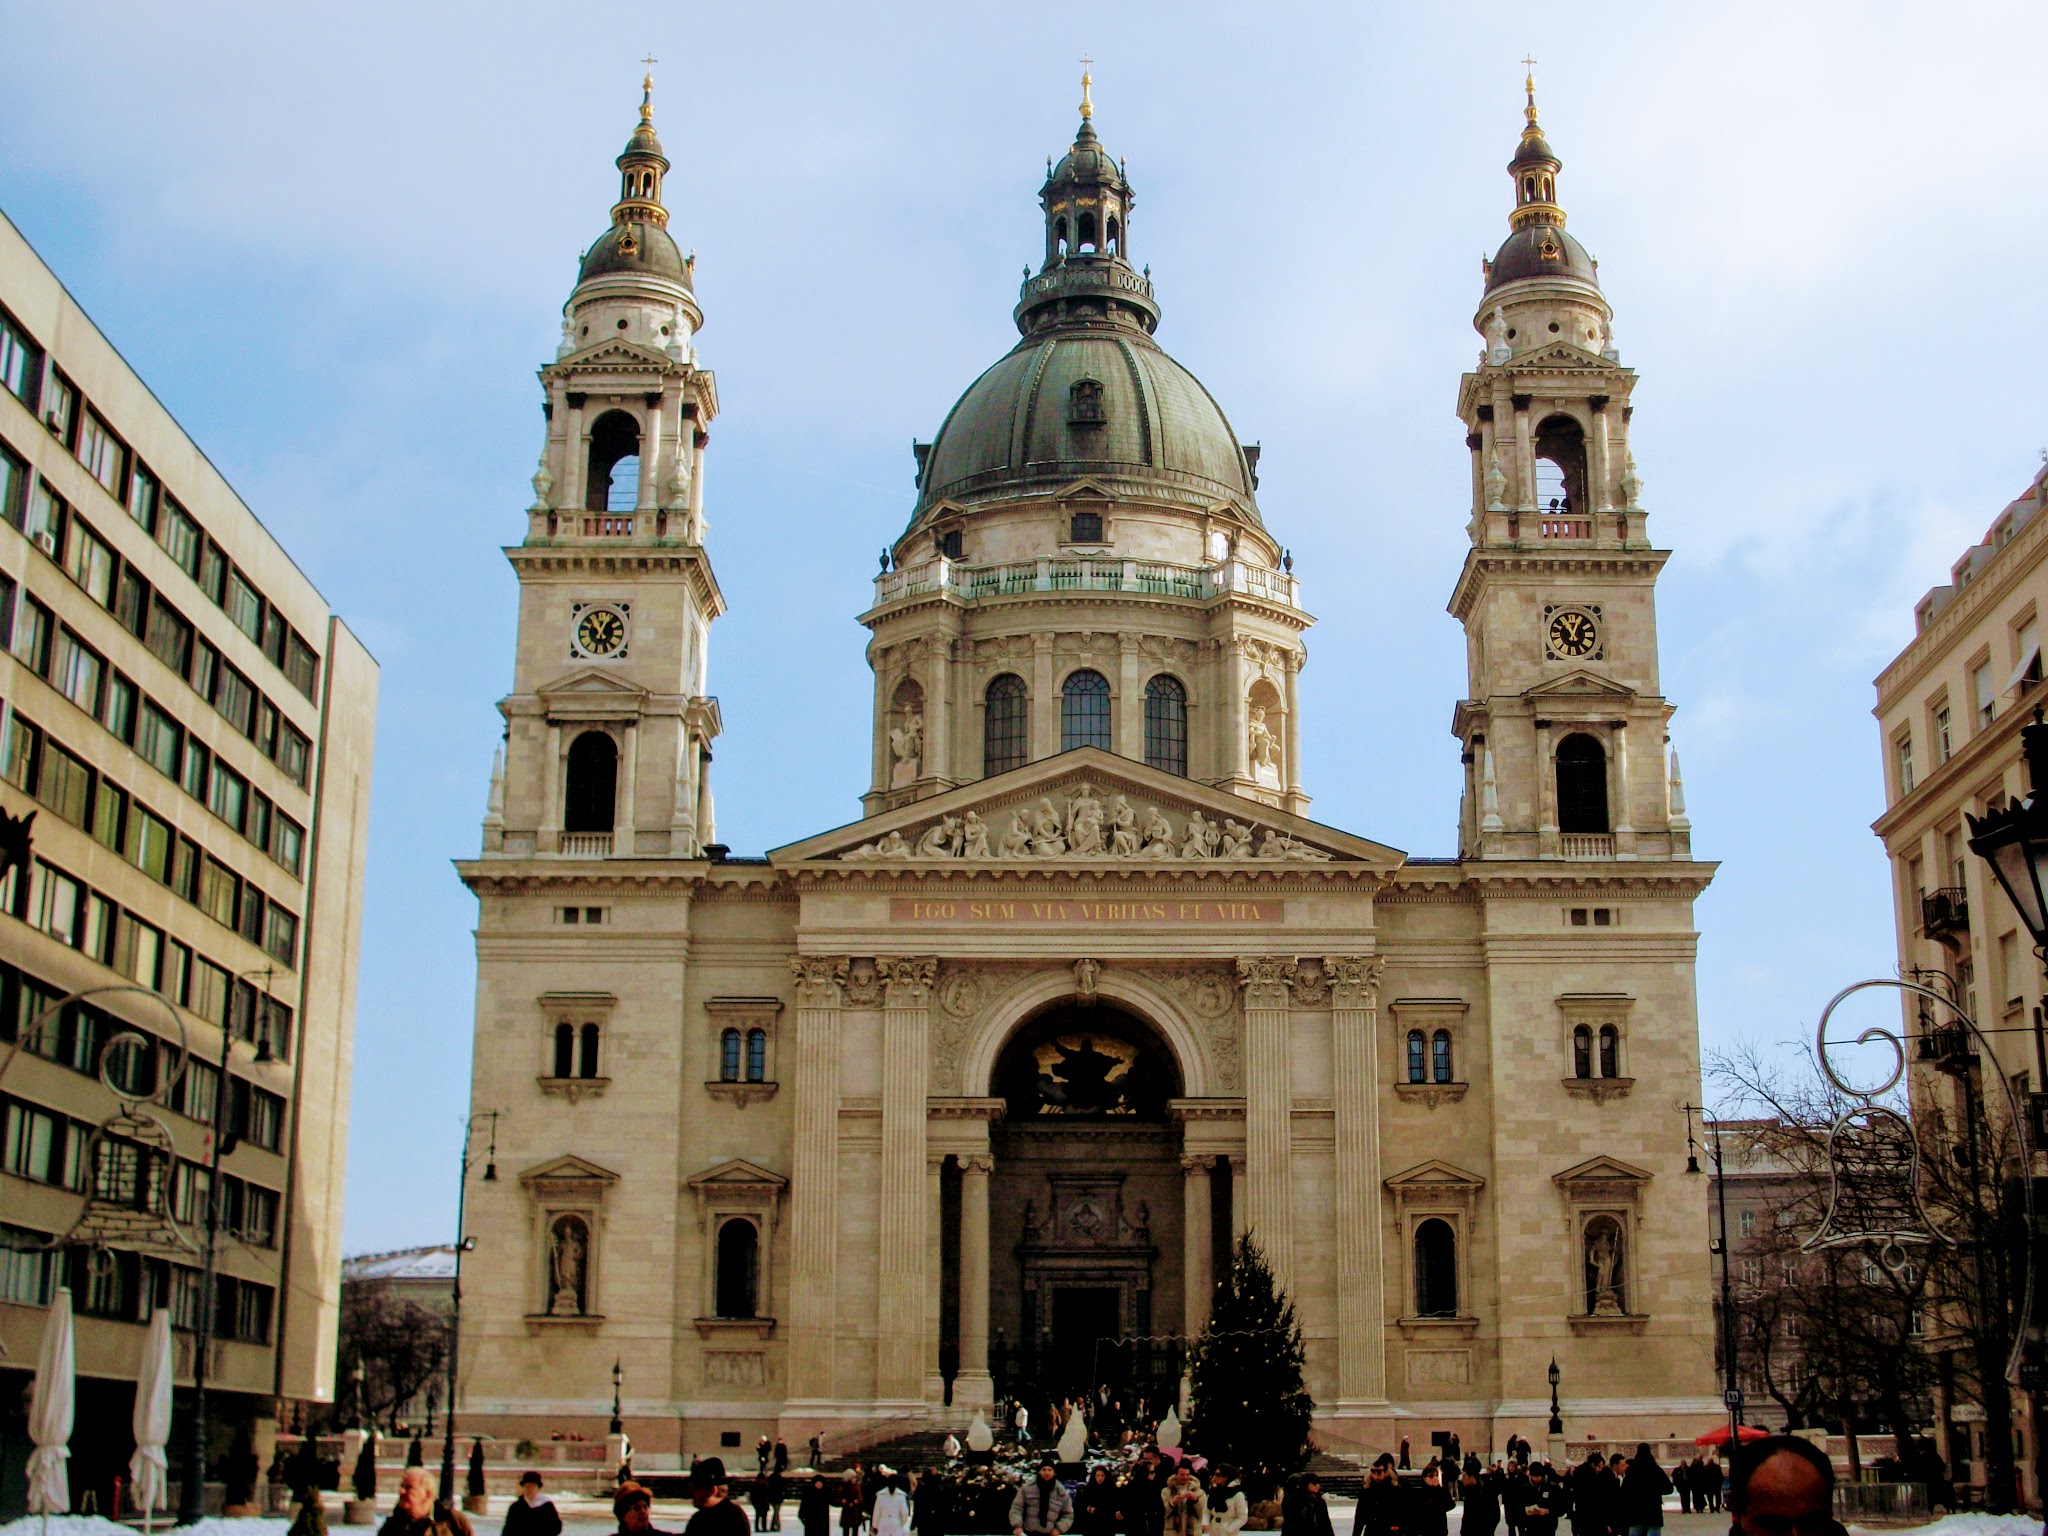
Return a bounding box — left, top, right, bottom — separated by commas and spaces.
1202, 1468, 1248, 1536
872, 1473, 911, 1536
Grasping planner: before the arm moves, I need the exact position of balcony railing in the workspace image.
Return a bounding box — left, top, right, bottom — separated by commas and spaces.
559, 832, 613, 857
1560, 833, 1615, 859
574, 514, 637, 538
1540, 516, 1594, 541
871, 555, 1302, 612
1920, 886, 1970, 940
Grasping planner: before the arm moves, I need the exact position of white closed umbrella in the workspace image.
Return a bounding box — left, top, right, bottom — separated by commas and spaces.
26, 1284, 75, 1517
130, 1307, 175, 1532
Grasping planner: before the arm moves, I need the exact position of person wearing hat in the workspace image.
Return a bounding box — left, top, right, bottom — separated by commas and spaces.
686, 1459, 752, 1536
1009, 1458, 1074, 1536
505, 1473, 563, 1536
615, 1482, 673, 1536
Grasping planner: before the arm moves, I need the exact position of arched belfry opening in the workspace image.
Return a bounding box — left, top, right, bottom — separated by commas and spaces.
586, 410, 641, 512
962, 999, 1205, 1425
1533, 413, 1588, 519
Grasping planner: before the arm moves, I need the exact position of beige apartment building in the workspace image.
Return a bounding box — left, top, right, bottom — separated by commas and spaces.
1873, 460, 2048, 1502
0, 209, 376, 1510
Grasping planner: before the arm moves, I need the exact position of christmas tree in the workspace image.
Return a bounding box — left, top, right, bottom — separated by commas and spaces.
1186, 1235, 1312, 1497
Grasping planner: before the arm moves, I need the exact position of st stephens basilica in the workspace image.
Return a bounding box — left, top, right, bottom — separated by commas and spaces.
455, 67, 1719, 1455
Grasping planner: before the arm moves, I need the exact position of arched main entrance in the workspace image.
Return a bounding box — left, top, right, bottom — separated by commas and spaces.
978, 1000, 1211, 1424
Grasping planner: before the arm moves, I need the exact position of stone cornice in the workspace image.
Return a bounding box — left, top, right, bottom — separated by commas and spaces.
1875, 491, 2048, 703
506, 541, 726, 617
1870, 688, 2028, 842
863, 587, 1313, 635
785, 865, 1382, 892
1447, 548, 1670, 623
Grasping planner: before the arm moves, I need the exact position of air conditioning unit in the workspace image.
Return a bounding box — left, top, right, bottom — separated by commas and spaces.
32, 530, 56, 556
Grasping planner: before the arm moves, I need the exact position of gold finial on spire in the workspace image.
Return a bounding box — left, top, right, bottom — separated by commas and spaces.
1079, 54, 1094, 121
1522, 54, 1539, 126
640, 54, 658, 124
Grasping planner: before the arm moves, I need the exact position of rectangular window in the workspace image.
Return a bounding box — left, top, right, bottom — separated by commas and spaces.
51, 627, 104, 716
246, 791, 272, 858
253, 696, 278, 756
136, 699, 180, 777
0, 307, 40, 408
35, 739, 92, 829
285, 632, 319, 699
92, 777, 125, 851
162, 940, 190, 1006
1934, 703, 1953, 764
225, 569, 263, 641
232, 1278, 273, 1344
178, 1057, 217, 1125
76, 411, 124, 495
116, 912, 162, 989
157, 499, 201, 578
0, 443, 26, 529
179, 736, 208, 801
12, 593, 51, 672
237, 883, 264, 945
126, 462, 158, 533
170, 1161, 210, 1223
102, 670, 137, 742
261, 608, 286, 667
2, 1100, 58, 1182
264, 904, 297, 968
272, 813, 303, 878
189, 637, 218, 703
124, 801, 172, 881
188, 957, 229, 1025
22, 481, 62, 550
216, 665, 255, 736
243, 1184, 279, 1246
170, 836, 200, 901
277, 722, 310, 787
144, 595, 193, 676
81, 891, 116, 965
1896, 731, 1915, 796
29, 862, 81, 946
198, 541, 226, 606
2002, 930, 2023, 1010
169, 1266, 205, 1330
42, 370, 76, 444
208, 760, 247, 832
198, 857, 238, 928
114, 566, 148, 635
1975, 659, 1997, 729
247, 1088, 284, 1152
0, 1225, 55, 1305
0, 571, 11, 652
0, 712, 38, 792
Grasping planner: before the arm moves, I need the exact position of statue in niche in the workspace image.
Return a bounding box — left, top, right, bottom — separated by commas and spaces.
1140, 805, 1176, 858
1218, 819, 1254, 859
1247, 706, 1281, 786
961, 810, 992, 859
548, 1219, 587, 1316
1031, 798, 1068, 857
1181, 810, 1218, 860
889, 708, 924, 787
914, 815, 961, 858
999, 810, 1034, 858
1108, 796, 1140, 856
1067, 783, 1105, 854
1585, 1219, 1625, 1316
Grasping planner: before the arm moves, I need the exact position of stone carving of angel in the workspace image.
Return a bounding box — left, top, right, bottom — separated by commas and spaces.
1031, 798, 1068, 857
1108, 796, 1139, 856
1218, 819, 1254, 859
1483, 307, 1510, 365
999, 810, 1034, 858
889, 710, 924, 786
1067, 783, 1105, 854
1140, 806, 1176, 858
1247, 706, 1280, 781
961, 810, 991, 859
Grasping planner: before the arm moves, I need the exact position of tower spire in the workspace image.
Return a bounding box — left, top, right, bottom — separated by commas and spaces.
1079, 55, 1094, 122
1522, 54, 1538, 126
1506, 59, 1564, 233
611, 68, 671, 232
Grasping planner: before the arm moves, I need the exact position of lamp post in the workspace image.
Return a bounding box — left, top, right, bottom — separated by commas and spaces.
609, 1359, 623, 1437
177, 968, 277, 1526
1683, 1102, 1744, 1449
1546, 1357, 1563, 1437
438, 1112, 499, 1507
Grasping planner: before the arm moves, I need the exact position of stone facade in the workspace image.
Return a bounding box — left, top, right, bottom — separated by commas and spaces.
455, 76, 1718, 1459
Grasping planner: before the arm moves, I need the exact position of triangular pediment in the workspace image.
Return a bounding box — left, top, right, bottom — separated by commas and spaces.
561, 337, 674, 370
1384, 1159, 1487, 1193
770, 747, 1404, 871
1553, 1154, 1653, 1186
687, 1157, 788, 1191
520, 1154, 620, 1187
1525, 669, 1635, 702
538, 667, 653, 700
1516, 341, 1611, 371
1055, 478, 1116, 503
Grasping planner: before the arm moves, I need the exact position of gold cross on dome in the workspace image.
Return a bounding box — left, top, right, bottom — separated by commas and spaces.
642, 53, 659, 70
1079, 54, 1095, 119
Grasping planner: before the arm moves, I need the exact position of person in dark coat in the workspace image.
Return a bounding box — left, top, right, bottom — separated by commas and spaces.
1619, 1446, 1670, 1536
688, 1460, 753, 1536
1460, 1460, 1499, 1536
1281, 1474, 1334, 1536
612, 1481, 675, 1536
1566, 1454, 1606, 1536
1075, 1468, 1118, 1536
504, 1473, 564, 1536
799, 1477, 835, 1536
1500, 1461, 1530, 1536
752, 1475, 776, 1533
1352, 1458, 1401, 1536
1403, 1465, 1454, 1536
1128, 1448, 1170, 1536
1519, 1467, 1561, 1536
841, 1474, 868, 1536
913, 1469, 950, 1536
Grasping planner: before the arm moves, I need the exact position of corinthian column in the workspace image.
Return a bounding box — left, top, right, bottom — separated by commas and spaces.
956, 1152, 994, 1410
1181, 1154, 1214, 1335
878, 957, 938, 1402
1326, 955, 1387, 1405
1234, 956, 1295, 1291
787, 956, 847, 1402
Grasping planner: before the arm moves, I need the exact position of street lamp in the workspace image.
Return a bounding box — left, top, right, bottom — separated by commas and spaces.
439, 1111, 499, 1507
609, 1359, 623, 1437
1546, 1357, 1563, 1437
177, 966, 278, 1526
1683, 1102, 1744, 1449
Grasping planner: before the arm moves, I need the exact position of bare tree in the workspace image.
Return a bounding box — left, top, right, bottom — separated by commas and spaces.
337, 1279, 449, 1433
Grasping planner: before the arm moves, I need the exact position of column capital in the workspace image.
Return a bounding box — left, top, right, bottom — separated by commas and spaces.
959, 1151, 994, 1176
1323, 955, 1386, 1009
1228, 1155, 1246, 1174
790, 955, 849, 1007
1179, 1153, 1215, 1177
881, 956, 940, 1006
1235, 955, 1295, 1008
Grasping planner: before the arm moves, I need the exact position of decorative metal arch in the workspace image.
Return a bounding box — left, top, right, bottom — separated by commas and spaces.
1806, 975, 2033, 1385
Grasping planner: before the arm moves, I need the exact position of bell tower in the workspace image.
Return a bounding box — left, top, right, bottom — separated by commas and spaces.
483, 73, 725, 861
1447, 72, 1690, 863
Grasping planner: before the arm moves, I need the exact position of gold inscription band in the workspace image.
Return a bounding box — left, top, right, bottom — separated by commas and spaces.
888, 897, 1284, 924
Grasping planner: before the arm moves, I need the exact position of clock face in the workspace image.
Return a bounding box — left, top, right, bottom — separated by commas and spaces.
571, 604, 629, 660
1546, 607, 1600, 660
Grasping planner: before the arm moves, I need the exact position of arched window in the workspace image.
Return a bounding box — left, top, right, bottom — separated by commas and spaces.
745, 1028, 767, 1083
1533, 414, 1588, 516
553, 1022, 574, 1079
719, 1028, 742, 1082
1598, 1024, 1620, 1079
1572, 1024, 1592, 1080
1414, 1218, 1458, 1318
1406, 1030, 1426, 1084
1106, 215, 1122, 255
1077, 211, 1098, 251
1054, 217, 1069, 259
563, 731, 618, 833
1556, 734, 1609, 834
1431, 1030, 1454, 1084
1144, 676, 1188, 776
715, 1218, 759, 1319
578, 1022, 600, 1079
585, 411, 642, 512
984, 674, 1029, 776
1061, 670, 1111, 751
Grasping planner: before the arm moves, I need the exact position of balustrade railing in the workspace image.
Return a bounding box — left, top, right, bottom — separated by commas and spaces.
1540, 516, 1594, 541
1560, 833, 1615, 859
575, 514, 637, 538
560, 832, 614, 857
872, 555, 1299, 611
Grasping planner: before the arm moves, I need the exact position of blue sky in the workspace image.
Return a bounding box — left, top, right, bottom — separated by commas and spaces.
3, 2, 2044, 1254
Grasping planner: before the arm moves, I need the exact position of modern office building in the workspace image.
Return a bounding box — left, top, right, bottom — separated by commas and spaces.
0, 208, 376, 1511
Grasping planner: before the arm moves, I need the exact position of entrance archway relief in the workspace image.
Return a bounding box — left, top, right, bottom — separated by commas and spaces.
955, 965, 1219, 1100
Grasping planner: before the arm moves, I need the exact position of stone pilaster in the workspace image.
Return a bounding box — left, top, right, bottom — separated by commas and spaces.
1181, 1154, 1214, 1335
786, 956, 846, 1402
923, 1154, 946, 1405
1326, 955, 1387, 1405
956, 1151, 994, 1408
1235, 955, 1294, 1290
878, 956, 938, 1401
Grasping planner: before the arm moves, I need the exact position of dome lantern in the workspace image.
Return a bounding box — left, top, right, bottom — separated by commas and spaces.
575, 69, 693, 291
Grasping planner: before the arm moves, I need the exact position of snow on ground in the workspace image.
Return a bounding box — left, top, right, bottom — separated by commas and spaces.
1850, 1518, 2044, 1536
0, 1520, 288, 1536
